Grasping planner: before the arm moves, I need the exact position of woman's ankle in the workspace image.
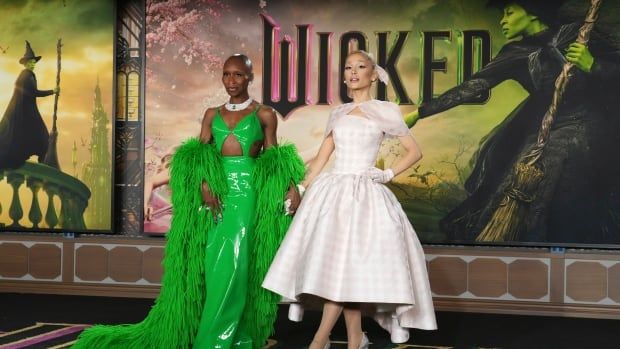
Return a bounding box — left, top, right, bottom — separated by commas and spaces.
310, 334, 329, 348
346, 330, 363, 348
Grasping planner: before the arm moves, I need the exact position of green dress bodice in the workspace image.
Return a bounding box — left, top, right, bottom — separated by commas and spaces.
212, 106, 264, 157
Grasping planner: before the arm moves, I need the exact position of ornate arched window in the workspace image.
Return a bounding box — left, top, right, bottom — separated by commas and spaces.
116, 4, 142, 122
115, 0, 145, 235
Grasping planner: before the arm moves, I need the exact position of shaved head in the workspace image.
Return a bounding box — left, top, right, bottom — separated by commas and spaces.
225, 54, 253, 74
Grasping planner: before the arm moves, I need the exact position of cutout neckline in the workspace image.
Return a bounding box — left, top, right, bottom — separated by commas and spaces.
217, 107, 258, 132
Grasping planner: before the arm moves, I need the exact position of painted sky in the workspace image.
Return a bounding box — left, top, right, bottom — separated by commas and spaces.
0, 0, 114, 228
0, 0, 114, 172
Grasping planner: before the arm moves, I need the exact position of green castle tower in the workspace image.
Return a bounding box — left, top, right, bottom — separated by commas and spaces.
82, 77, 111, 229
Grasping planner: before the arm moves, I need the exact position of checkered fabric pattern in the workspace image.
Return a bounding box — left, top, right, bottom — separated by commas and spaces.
263, 109, 437, 331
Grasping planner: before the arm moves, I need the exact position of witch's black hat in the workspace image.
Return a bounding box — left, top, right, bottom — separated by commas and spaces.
487, 0, 568, 26
19, 40, 41, 64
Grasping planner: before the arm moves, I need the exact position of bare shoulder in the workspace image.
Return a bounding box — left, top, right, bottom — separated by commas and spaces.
202, 107, 220, 124
256, 104, 278, 126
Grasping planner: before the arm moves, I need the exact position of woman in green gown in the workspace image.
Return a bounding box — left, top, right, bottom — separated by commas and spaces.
73, 54, 305, 349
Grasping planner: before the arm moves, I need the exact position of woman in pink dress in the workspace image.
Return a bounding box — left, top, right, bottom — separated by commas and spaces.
144, 151, 172, 235
262, 50, 437, 349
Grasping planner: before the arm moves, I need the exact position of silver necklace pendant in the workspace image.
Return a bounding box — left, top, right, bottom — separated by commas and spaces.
225, 98, 252, 112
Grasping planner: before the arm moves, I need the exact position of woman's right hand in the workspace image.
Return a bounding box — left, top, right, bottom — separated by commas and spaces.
201, 181, 222, 219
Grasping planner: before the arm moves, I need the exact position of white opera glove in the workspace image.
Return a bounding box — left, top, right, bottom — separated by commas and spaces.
363, 167, 395, 183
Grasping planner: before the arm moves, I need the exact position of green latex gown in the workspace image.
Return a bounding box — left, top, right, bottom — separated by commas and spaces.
71, 106, 305, 349
193, 107, 264, 348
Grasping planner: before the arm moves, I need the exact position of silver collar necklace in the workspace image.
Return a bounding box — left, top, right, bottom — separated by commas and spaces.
225, 97, 253, 111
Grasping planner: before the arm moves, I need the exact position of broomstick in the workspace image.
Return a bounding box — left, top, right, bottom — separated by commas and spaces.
475, 0, 603, 242
44, 38, 62, 170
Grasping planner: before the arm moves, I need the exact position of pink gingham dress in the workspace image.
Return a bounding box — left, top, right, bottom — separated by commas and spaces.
262, 99, 437, 336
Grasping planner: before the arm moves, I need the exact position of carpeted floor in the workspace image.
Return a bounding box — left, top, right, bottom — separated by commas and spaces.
0, 321, 494, 349
1, 293, 619, 348
0, 323, 87, 349
0, 322, 483, 349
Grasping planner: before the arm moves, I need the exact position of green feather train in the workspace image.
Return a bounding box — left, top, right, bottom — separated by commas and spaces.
72, 138, 304, 349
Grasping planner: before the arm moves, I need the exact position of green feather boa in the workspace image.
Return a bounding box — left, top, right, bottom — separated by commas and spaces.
73, 138, 305, 349
243, 142, 306, 348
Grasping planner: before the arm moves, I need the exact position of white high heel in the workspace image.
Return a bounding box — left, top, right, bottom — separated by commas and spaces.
358, 332, 369, 349
288, 303, 304, 322
390, 316, 410, 343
